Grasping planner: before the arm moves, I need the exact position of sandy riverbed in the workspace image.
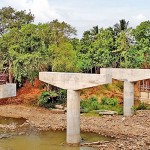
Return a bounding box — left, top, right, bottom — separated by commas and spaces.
0, 105, 149, 150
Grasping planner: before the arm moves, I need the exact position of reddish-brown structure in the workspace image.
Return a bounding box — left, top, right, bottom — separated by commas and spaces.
0, 74, 7, 85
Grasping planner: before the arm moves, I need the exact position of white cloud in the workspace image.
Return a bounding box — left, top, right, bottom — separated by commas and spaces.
135, 14, 147, 21
0, 0, 150, 38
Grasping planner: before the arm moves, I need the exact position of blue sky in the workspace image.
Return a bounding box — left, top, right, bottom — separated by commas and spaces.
0, 0, 150, 37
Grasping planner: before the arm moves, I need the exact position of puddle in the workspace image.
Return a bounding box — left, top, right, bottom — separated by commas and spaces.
0, 116, 112, 150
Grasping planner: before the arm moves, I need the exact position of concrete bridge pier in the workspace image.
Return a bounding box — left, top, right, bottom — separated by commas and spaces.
100, 68, 150, 116
123, 80, 134, 116
67, 90, 81, 144
39, 72, 112, 145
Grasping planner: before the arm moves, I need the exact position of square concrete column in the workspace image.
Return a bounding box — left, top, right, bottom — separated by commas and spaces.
67, 90, 81, 144
123, 80, 134, 116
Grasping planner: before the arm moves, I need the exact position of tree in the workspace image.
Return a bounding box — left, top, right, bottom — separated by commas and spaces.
0, 24, 48, 84
50, 42, 79, 72
114, 19, 129, 34
133, 21, 150, 68
90, 25, 99, 36
114, 31, 130, 67
90, 28, 114, 68
78, 30, 93, 72
0, 6, 34, 35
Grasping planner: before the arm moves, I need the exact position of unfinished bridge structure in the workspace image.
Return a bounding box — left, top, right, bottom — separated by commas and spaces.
39, 68, 150, 145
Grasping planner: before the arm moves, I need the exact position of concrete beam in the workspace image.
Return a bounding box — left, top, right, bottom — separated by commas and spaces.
100, 68, 150, 82
0, 83, 16, 99
39, 72, 112, 90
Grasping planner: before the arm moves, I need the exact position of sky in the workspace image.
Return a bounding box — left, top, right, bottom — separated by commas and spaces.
0, 0, 150, 38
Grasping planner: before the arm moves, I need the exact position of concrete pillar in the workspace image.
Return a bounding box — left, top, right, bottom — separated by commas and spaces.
67, 90, 81, 145
124, 80, 134, 116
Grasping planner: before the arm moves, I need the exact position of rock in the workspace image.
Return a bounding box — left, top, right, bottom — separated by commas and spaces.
51, 109, 65, 114
99, 110, 118, 115
54, 105, 64, 110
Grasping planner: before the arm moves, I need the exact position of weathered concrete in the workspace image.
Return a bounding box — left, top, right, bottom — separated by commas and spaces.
67, 90, 80, 144
124, 80, 134, 116
100, 68, 150, 116
100, 68, 150, 82
39, 72, 112, 144
39, 72, 112, 90
0, 83, 16, 99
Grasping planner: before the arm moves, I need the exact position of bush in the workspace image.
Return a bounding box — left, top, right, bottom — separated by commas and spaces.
57, 89, 67, 104
38, 89, 67, 109
80, 97, 100, 112
38, 91, 58, 108
136, 102, 148, 110
80, 96, 122, 114
101, 97, 118, 106
38, 91, 51, 107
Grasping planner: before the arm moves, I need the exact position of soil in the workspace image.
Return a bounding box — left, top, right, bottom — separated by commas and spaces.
0, 79, 44, 105
0, 105, 149, 150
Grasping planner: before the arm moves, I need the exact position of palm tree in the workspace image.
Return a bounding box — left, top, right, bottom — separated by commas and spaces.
90, 25, 99, 35
114, 19, 129, 34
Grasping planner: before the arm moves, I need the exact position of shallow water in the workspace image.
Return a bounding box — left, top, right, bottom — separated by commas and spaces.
0, 116, 26, 125
0, 116, 111, 150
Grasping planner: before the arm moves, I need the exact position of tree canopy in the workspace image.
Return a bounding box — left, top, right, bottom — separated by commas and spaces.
0, 6, 149, 85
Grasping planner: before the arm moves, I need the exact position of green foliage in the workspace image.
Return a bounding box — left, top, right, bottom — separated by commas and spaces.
0, 6, 34, 35
0, 6, 150, 85
81, 96, 122, 115
57, 89, 67, 104
114, 19, 129, 34
80, 97, 100, 112
136, 102, 149, 110
38, 91, 51, 107
101, 97, 118, 106
50, 42, 80, 72
38, 89, 67, 108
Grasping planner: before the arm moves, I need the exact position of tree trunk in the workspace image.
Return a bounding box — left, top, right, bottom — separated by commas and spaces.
8, 60, 13, 83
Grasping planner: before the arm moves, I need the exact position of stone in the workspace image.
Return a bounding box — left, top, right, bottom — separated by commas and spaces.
99, 110, 118, 115
54, 104, 64, 109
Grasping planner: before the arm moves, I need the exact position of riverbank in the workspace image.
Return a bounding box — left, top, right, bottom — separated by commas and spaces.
0, 105, 149, 150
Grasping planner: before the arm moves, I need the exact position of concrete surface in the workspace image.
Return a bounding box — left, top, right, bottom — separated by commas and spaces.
123, 80, 134, 116
39, 72, 112, 144
100, 68, 150, 82
100, 68, 150, 116
0, 83, 16, 99
39, 72, 112, 90
67, 90, 81, 144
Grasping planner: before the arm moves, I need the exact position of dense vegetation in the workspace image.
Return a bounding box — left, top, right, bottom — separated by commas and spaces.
0, 6, 150, 85
80, 97, 123, 114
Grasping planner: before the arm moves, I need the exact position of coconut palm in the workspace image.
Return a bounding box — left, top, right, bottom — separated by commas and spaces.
114, 19, 129, 34
90, 25, 99, 35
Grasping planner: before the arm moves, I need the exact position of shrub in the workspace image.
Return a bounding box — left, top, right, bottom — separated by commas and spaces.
57, 89, 67, 104
136, 102, 148, 110
101, 97, 118, 106
38, 91, 58, 108
80, 97, 100, 111
38, 91, 51, 107
38, 89, 67, 108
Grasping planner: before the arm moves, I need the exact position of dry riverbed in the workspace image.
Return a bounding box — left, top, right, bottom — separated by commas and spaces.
0, 105, 149, 150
